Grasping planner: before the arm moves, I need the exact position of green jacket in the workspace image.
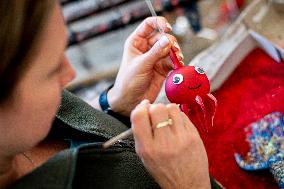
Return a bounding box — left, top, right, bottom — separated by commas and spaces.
8, 90, 222, 189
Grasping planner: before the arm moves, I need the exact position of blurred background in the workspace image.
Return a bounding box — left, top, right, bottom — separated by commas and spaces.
61, 0, 250, 101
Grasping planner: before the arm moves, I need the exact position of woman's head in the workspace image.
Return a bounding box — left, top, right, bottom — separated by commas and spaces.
0, 1, 75, 155
0, 1, 54, 103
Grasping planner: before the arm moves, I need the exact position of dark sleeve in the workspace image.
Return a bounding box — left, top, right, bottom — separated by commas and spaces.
48, 90, 130, 141
104, 110, 131, 127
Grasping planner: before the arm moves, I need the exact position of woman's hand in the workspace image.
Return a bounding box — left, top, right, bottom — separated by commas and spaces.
108, 16, 184, 116
131, 100, 211, 189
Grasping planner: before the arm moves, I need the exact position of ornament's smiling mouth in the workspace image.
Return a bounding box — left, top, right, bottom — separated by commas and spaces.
188, 83, 202, 90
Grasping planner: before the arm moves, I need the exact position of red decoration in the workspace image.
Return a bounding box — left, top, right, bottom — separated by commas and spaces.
165, 49, 217, 132
203, 48, 284, 188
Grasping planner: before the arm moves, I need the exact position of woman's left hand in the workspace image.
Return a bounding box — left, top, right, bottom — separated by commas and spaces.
130, 100, 210, 189
108, 16, 184, 116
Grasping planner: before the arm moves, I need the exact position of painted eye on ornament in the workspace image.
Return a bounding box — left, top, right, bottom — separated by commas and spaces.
195, 66, 205, 74
172, 74, 183, 85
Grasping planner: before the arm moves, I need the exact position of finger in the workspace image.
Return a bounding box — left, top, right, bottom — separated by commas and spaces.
132, 16, 172, 39
147, 34, 181, 53
169, 41, 184, 61
131, 101, 153, 147
141, 35, 172, 65
148, 34, 184, 61
170, 47, 184, 61
148, 33, 177, 47
154, 56, 174, 76
172, 41, 182, 52
176, 52, 184, 61
136, 99, 150, 108
166, 103, 185, 134
149, 104, 172, 139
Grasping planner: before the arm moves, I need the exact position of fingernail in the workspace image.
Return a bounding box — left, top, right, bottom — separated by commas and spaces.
180, 61, 185, 65
178, 52, 184, 59
159, 35, 170, 48
173, 42, 181, 50
141, 99, 150, 105
166, 22, 172, 30
174, 103, 180, 109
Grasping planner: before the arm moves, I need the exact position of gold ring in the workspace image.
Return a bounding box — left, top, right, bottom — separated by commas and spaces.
156, 119, 173, 129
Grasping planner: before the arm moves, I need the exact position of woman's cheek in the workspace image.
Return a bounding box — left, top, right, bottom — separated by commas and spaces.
37, 81, 62, 135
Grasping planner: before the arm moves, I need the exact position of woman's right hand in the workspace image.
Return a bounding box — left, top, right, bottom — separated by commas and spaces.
131, 100, 211, 189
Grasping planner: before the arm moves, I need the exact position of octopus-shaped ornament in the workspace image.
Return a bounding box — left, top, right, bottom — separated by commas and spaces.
165, 50, 217, 132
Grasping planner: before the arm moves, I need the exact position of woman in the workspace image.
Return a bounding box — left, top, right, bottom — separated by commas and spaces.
0, 1, 212, 188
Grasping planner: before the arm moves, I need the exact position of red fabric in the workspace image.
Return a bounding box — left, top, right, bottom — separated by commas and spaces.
201, 48, 284, 188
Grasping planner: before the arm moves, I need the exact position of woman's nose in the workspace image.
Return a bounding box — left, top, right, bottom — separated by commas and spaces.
61, 55, 76, 87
